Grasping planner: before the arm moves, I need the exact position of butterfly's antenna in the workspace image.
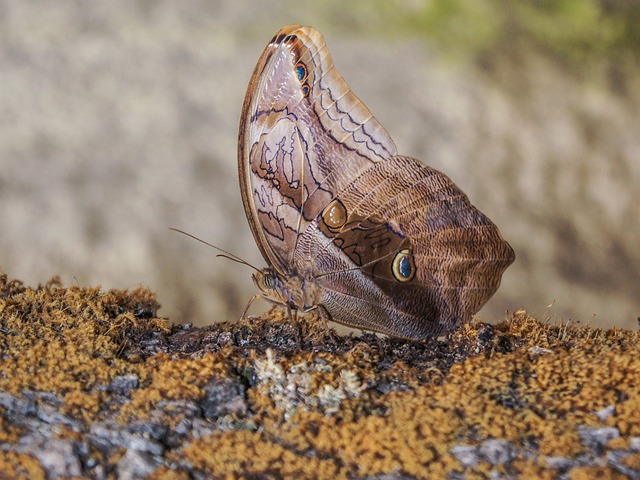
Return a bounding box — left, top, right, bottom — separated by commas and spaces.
169, 228, 260, 272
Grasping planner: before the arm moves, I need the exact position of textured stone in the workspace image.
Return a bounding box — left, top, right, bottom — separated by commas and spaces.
108, 375, 140, 396
200, 377, 247, 419
479, 439, 516, 465
117, 449, 159, 480
451, 445, 481, 468
578, 426, 620, 450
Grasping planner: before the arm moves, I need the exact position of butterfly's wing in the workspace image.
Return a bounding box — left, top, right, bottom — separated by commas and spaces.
296, 155, 515, 339
240, 25, 514, 339
238, 25, 397, 276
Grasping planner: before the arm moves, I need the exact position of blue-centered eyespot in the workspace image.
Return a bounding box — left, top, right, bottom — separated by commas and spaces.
295, 63, 307, 82
392, 249, 416, 282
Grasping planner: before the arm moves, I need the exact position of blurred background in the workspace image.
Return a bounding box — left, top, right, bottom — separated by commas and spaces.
1, 1, 638, 329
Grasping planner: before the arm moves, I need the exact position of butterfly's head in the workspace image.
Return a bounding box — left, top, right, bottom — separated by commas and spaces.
252, 268, 289, 305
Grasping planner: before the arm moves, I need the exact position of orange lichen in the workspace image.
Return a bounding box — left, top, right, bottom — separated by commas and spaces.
613, 391, 640, 436
0, 280, 165, 398
184, 429, 347, 479
62, 390, 104, 424
568, 466, 630, 480
120, 352, 233, 421
1, 274, 639, 478
143, 465, 192, 480
0, 451, 46, 480
0, 414, 23, 443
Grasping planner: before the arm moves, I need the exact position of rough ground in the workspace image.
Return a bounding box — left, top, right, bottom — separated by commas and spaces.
1, 273, 639, 479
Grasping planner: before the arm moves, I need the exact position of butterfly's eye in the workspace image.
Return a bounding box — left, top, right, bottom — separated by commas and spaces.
322, 199, 347, 230
392, 249, 416, 282
263, 274, 275, 290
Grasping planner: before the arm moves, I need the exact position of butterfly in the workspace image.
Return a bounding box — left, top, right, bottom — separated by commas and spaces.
237, 25, 515, 340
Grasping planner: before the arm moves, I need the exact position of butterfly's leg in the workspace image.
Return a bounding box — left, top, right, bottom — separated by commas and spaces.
287, 305, 303, 348
242, 293, 291, 321
301, 304, 331, 339
316, 305, 331, 333
240, 294, 260, 320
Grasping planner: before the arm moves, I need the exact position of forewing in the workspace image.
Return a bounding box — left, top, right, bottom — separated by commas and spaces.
238, 25, 397, 275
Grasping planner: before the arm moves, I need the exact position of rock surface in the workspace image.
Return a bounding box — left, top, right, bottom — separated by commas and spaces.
1, 274, 639, 478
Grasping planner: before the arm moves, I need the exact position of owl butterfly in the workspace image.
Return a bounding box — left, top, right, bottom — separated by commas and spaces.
238, 25, 515, 341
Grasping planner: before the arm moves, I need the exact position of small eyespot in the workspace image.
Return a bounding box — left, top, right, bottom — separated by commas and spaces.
301, 84, 310, 97
322, 199, 347, 230
295, 63, 307, 82
392, 249, 416, 282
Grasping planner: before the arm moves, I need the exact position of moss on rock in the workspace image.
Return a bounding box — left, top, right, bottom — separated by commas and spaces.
0, 272, 638, 478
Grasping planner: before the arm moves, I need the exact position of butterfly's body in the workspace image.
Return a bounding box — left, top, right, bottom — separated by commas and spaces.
238, 25, 515, 340
252, 267, 320, 313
